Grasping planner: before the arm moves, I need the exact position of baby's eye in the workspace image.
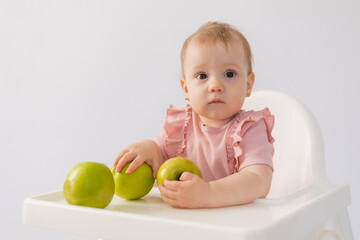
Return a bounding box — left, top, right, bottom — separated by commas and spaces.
196, 73, 208, 80
224, 71, 236, 78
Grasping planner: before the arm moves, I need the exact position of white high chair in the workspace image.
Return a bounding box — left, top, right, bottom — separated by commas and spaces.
243, 90, 353, 239
23, 90, 353, 240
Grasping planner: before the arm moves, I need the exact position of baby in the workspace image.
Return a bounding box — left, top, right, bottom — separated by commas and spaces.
113, 22, 275, 209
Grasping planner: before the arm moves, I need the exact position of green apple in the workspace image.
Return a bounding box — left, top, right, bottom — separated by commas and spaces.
63, 162, 115, 209
156, 157, 202, 185
111, 162, 154, 200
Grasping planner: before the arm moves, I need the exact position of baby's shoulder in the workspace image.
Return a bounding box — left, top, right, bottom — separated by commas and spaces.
163, 104, 193, 132
237, 108, 273, 122
166, 104, 188, 115
230, 107, 275, 142
165, 104, 192, 122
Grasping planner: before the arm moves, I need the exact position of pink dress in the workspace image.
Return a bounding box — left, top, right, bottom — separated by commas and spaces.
153, 105, 275, 182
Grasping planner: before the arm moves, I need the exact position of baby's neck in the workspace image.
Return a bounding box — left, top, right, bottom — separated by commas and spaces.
199, 114, 236, 128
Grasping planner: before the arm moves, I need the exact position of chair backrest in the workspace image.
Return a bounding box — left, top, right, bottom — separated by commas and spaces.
243, 90, 328, 199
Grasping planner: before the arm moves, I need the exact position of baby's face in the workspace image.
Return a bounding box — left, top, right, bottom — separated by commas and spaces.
181, 39, 254, 127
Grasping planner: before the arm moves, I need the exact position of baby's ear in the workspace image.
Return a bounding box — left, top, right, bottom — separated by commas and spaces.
246, 72, 255, 97
180, 78, 188, 94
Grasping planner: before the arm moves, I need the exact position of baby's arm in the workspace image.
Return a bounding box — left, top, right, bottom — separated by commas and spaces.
207, 164, 272, 207
113, 139, 163, 178
159, 164, 272, 208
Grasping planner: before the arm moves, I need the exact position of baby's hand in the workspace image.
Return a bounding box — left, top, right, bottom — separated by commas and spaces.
113, 139, 163, 178
158, 172, 211, 209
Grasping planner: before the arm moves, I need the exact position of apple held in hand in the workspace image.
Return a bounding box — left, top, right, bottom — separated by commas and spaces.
156, 157, 202, 185
111, 162, 155, 200
63, 162, 115, 209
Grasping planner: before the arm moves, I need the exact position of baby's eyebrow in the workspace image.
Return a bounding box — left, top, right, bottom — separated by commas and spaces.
187, 65, 208, 75
191, 65, 207, 71
223, 63, 241, 69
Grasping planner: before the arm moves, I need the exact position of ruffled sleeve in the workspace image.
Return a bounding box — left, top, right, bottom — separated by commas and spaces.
153, 105, 192, 160
226, 108, 275, 174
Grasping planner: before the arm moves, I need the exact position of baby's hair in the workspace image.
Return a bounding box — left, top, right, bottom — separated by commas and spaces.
181, 22, 253, 76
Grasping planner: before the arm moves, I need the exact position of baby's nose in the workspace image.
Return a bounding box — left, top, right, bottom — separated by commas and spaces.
208, 78, 224, 92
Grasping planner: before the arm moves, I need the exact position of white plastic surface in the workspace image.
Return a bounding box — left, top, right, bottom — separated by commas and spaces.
23, 184, 351, 240
22, 90, 354, 239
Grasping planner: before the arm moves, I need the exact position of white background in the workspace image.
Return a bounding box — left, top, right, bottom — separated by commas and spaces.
1, 0, 359, 239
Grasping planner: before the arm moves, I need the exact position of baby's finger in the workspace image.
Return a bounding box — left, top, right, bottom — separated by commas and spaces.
115, 151, 137, 172
159, 184, 177, 200
113, 149, 128, 168
179, 172, 196, 181
125, 156, 144, 174
151, 164, 160, 179
160, 192, 174, 205
161, 190, 183, 208
152, 170, 157, 179
163, 179, 182, 191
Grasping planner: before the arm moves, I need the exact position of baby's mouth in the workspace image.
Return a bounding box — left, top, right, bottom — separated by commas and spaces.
209, 99, 225, 104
